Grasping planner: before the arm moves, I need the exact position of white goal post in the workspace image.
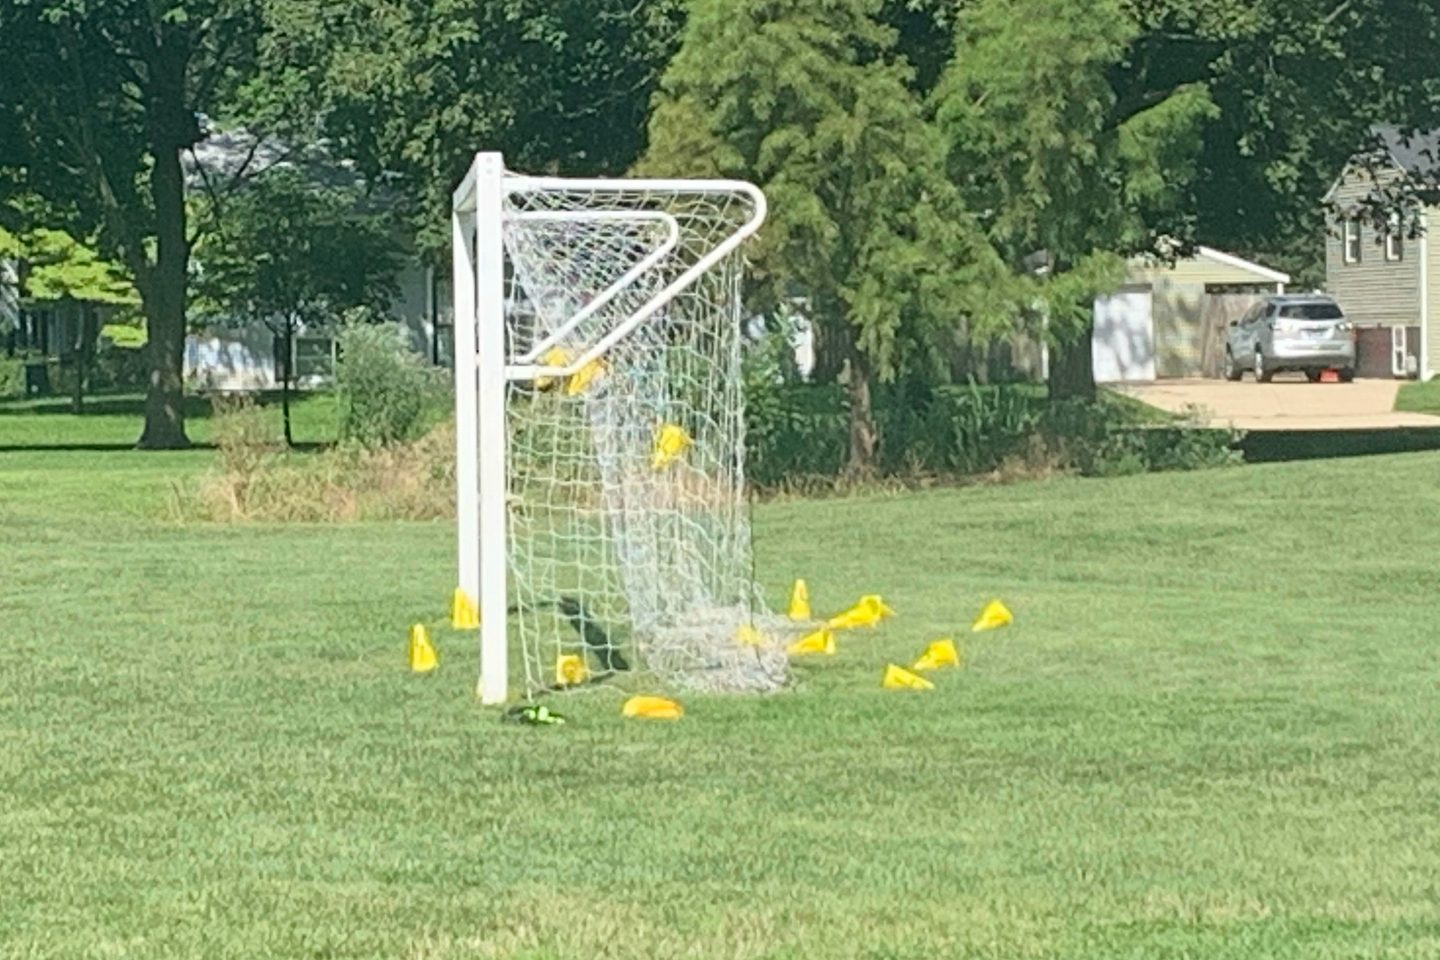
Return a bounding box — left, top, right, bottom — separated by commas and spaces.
452, 152, 779, 704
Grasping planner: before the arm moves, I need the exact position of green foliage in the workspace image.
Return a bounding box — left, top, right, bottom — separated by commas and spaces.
334, 317, 444, 448
192, 167, 402, 333
745, 379, 1237, 487
249, 0, 686, 253
1, 226, 138, 306
0, 356, 23, 399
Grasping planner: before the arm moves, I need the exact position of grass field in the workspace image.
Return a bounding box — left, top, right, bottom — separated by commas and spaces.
0, 391, 339, 448
1395, 379, 1440, 417
3, 433, 1440, 957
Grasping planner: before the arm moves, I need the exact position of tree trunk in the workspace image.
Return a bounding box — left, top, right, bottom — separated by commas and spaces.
70, 304, 98, 415
1046, 317, 1097, 402
281, 320, 294, 447
845, 348, 878, 477
136, 55, 193, 450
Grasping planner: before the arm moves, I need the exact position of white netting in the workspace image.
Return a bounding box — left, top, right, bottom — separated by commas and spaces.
499, 179, 788, 696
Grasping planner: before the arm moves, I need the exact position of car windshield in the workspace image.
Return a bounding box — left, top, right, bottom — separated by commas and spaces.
1279, 302, 1343, 320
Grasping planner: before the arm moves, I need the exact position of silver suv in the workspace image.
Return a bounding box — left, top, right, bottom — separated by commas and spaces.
1223, 295, 1356, 383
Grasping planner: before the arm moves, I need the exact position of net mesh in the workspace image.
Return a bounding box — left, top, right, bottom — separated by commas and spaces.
499, 179, 788, 696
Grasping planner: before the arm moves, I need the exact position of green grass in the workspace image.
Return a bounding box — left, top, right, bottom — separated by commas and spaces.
1394, 379, 1440, 417
0, 391, 340, 448
3, 442, 1440, 959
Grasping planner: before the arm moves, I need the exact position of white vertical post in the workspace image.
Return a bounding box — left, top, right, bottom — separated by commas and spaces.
452, 169, 480, 616
473, 152, 510, 705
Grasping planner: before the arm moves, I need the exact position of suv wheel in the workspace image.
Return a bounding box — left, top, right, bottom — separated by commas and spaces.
1223, 349, 1243, 382
1254, 349, 1274, 383
1305, 369, 1323, 383
1339, 367, 1356, 383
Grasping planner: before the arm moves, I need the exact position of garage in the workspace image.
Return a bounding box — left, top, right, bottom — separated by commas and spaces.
1092, 286, 1156, 383
1091, 247, 1291, 383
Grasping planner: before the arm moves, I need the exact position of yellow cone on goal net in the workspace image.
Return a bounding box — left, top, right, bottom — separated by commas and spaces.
971, 599, 1014, 633
882, 664, 933, 691
622, 695, 683, 720
566, 357, 605, 395
650, 422, 693, 470
912, 638, 961, 671
408, 624, 438, 673
450, 588, 479, 630
534, 346, 571, 392
787, 579, 811, 621
735, 624, 767, 648
554, 653, 588, 687
787, 628, 835, 656
826, 594, 895, 631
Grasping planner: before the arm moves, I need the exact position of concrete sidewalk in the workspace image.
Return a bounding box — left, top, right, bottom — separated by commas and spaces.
1115, 378, 1440, 431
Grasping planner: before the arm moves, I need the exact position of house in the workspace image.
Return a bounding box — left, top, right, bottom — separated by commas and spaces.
1323, 126, 1439, 380
1091, 247, 1291, 383
181, 129, 452, 391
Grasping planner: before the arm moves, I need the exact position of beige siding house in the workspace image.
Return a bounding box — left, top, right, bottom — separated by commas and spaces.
1324, 127, 1439, 379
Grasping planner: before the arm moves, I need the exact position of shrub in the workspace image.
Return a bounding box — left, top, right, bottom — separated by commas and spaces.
0, 356, 23, 399
334, 315, 444, 448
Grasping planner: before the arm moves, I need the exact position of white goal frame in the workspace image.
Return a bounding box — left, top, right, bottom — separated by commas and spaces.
451, 152, 767, 704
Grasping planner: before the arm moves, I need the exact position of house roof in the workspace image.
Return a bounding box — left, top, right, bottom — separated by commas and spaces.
1194, 246, 1291, 284
1322, 125, 1440, 203
1374, 125, 1440, 177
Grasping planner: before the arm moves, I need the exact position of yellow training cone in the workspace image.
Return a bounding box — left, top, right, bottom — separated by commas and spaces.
882, 664, 934, 691
450, 587, 479, 630
787, 579, 811, 621
912, 638, 961, 671
554, 653, 588, 687
535, 346, 571, 392
826, 594, 895, 631
408, 624, 438, 673
650, 422, 693, 470
735, 624, 766, 648
566, 357, 605, 395
972, 599, 1014, 633
786, 628, 835, 656
622, 695, 683, 720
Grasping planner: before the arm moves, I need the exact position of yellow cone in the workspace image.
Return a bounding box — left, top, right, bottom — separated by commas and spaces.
786, 628, 835, 656
912, 638, 961, 671
972, 599, 1014, 633
735, 624, 766, 648
535, 346, 571, 392
882, 664, 934, 691
650, 423, 693, 470
450, 587, 479, 630
566, 357, 605, 395
408, 624, 438, 673
787, 579, 811, 621
826, 594, 895, 631
622, 695, 683, 720
554, 653, 588, 687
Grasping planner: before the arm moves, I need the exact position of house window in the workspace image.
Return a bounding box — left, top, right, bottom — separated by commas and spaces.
1344, 219, 1362, 264
1385, 213, 1404, 262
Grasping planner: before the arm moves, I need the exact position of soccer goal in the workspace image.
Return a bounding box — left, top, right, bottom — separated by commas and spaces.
452, 152, 784, 704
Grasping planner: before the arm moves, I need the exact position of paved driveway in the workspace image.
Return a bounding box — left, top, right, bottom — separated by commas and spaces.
1115, 378, 1440, 430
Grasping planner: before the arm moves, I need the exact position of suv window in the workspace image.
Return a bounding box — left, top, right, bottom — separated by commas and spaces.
1279, 302, 1344, 320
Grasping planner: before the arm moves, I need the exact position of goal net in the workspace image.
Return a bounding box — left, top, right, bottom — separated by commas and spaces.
453, 154, 787, 702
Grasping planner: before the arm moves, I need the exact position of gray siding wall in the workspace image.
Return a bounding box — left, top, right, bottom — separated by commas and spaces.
1326, 168, 1423, 326
1429, 207, 1440, 378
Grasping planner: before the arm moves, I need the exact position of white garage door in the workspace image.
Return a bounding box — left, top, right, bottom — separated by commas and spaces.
1092, 286, 1156, 383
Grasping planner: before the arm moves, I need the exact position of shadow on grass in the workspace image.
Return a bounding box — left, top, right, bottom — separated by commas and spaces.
0, 393, 214, 419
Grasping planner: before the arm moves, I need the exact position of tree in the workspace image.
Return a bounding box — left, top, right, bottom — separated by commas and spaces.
0, 1, 261, 447
0, 221, 140, 412
641, 0, 1017, 474
193, 167, 402, 446
935, 0, 1440, 399
249, 0, 687, 254
934, 0, 1218, 400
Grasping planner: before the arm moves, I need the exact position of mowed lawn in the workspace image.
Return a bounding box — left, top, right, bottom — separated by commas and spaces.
3, 437, 1440, 958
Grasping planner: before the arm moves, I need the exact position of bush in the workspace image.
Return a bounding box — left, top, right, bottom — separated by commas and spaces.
0, 356, 23, 399
177, 397, 456, 522
334, 315, 446, 448
745, 378, 1239, 489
